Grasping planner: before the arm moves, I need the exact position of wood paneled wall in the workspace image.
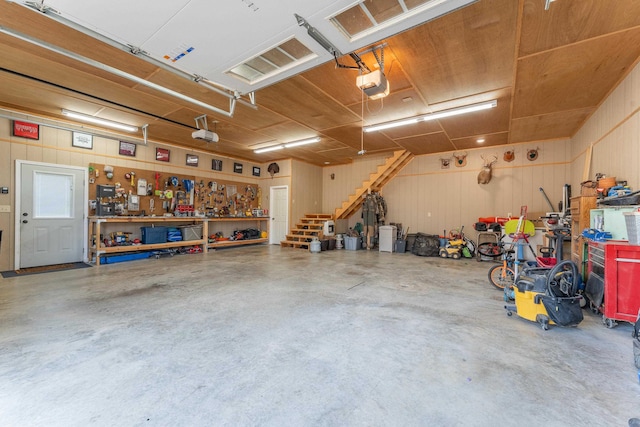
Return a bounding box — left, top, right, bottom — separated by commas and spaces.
323, 141, 571, 238
0, 118, 273, 270
571, 62, 640, 190
291, 160, 323, 225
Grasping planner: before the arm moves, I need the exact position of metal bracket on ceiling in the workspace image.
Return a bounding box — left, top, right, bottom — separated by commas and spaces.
141, 124, 148, 145
294, 13, 342, 57
194, 115, 209, 130
23, 0, 58, 14
128, 45, 148, 56
371, 46, 385, 73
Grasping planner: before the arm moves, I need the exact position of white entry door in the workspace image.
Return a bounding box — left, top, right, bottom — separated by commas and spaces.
269, 186, 288, 245
17, 161, 87, 268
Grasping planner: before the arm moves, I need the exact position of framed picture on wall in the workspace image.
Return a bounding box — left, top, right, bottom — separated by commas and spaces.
72, 132, 93, 149
156, 147, 170, 162
212, 159, 223, 171
118, 141, 136, 157
186, 154, 199, 167
234, 162, 243, 174
13, 120, 39, 140
252, 166, 261, 177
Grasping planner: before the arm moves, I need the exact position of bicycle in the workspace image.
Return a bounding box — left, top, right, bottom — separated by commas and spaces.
477, 235, 520, 292
488, 248, 516, 291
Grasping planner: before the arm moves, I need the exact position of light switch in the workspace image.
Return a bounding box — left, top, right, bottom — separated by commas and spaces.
0, 205, 10, 213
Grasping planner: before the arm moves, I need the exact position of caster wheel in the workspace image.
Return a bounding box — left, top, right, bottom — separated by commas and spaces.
603, 316, 617, 329
536, 315, 550, 330
507, 311, 513, 317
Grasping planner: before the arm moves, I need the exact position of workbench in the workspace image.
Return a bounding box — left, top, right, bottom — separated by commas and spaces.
88, 216, 268, 265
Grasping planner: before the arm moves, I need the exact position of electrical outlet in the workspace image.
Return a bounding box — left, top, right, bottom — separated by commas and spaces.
508, 212, 512, 218
0, 205, 10, 213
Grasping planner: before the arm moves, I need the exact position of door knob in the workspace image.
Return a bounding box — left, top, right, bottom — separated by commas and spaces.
22, 212, 28, 216
22, 220, 28, 223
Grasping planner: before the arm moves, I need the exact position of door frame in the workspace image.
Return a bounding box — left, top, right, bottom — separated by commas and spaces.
14, 160, 89, 270
269, 185, 289, 245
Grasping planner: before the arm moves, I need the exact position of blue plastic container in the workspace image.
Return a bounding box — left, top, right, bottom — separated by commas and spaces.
141, 226, 167, 244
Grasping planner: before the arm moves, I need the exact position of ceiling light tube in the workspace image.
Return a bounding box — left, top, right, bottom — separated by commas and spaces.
254, 145, 284, 154
363, 100, 497, 133
421, 100, 497, 122
61, 109, 138, 132
283, 137, 321, 148
363, 117, 420, 133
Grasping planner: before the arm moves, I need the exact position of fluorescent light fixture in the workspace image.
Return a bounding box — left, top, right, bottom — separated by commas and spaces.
61, 109, 138, 132
254, 145, 285, 154
364, 117, 420, 133
284, 137, 320, 148
254, 137, 320, 154
363, 100, 497, 133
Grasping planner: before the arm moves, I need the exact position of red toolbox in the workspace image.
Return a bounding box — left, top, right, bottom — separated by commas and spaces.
587, 240, 640, 327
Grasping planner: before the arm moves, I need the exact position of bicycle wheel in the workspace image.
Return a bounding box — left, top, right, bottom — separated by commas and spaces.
477, 242, 503, 258
488, 264, 515, 290
464, 238, 476, 257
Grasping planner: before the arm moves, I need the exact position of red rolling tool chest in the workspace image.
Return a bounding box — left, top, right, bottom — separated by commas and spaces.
587, 241, 640, 327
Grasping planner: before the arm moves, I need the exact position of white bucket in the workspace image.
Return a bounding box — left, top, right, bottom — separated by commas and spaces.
336, 234, 344, 249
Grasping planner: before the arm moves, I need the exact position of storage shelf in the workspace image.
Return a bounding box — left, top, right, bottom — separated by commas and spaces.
88, 216, 268, 265
208, 238, 268, 248
95, 239, 206, 254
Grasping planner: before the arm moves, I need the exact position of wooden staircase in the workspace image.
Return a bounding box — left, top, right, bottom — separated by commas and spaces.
280, 213, 333, 249
335, 150, 413, 220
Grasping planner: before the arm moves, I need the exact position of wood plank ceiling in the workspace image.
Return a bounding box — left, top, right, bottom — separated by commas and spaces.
0, 0, 639, 166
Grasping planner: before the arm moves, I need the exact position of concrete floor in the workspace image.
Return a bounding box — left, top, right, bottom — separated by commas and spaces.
0, 244, 638, 426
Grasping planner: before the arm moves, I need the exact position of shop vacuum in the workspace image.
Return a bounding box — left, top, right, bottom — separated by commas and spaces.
505, 260, 583, 330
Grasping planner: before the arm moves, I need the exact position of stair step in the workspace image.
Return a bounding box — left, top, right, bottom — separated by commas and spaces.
286, 234, 315, 240
290, 228, 322, 233
280, 240, 311, 249
296, 224, 323, 229
304, 213, 333, 219
335, 150, 413, 220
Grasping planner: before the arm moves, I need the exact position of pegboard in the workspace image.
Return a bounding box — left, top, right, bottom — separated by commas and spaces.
89, 163, 261, 216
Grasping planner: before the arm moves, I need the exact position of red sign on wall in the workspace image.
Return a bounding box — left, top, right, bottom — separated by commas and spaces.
13, 120, 39, 140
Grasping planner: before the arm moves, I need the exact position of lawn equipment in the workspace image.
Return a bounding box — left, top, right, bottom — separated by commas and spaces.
439, 238, 464, 259
505, 260, 583, 330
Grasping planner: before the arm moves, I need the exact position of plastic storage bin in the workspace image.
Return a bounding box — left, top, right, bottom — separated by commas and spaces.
344, 236, 360, 251
141, 226, 167, 244
179, 225, 203, 241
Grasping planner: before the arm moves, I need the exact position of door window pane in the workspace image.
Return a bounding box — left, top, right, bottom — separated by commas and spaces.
34, 172, 73, 218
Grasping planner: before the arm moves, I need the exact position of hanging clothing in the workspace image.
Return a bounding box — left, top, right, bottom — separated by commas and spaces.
362, 194, 377, 227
